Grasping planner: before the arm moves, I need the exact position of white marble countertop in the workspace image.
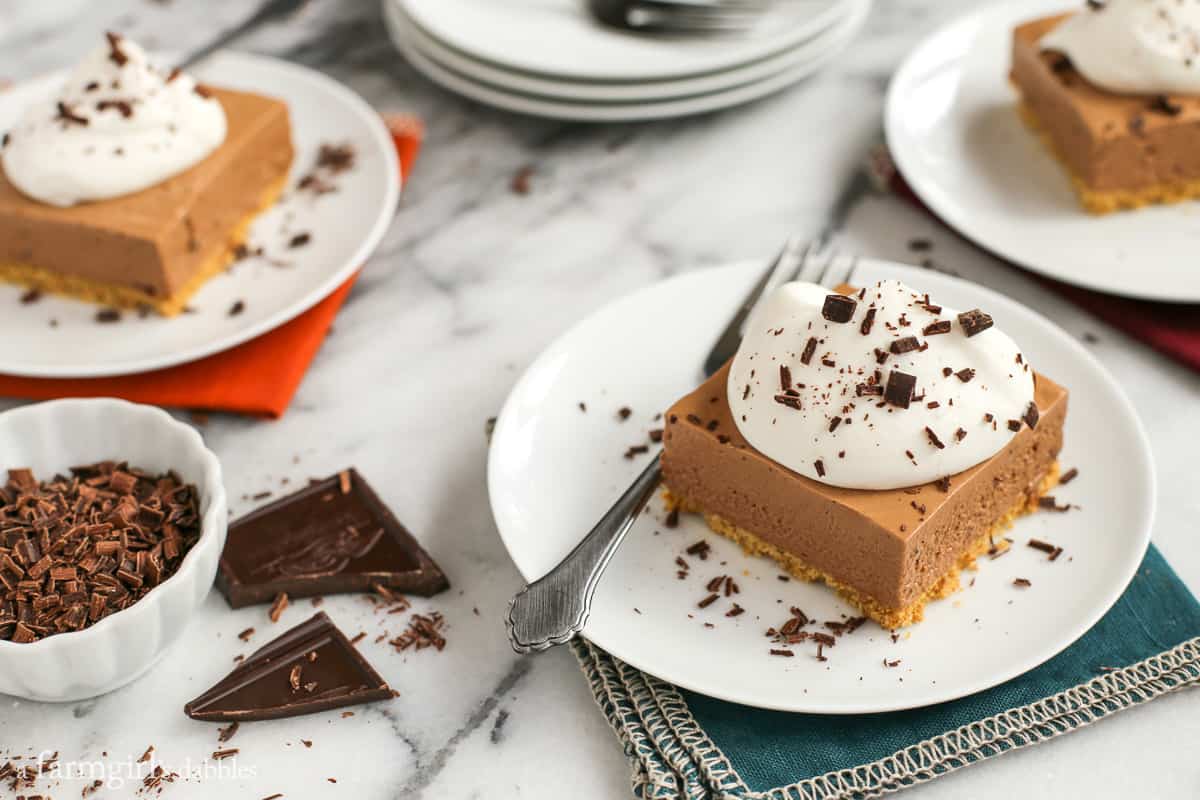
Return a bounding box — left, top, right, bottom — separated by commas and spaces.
0, 1, 1198, 798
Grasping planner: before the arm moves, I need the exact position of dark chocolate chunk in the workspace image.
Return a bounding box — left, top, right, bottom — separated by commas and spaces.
1022, 402, 1039, 430
856, 383, 883, 397
884, 370, 917, 408
874, 348, 889, 364
922, 320, 951, 336
800, 337, 818, 365
779, 365, 792, 392
821, 294, 857, 324
955, 368, 975, 383
890, 336, 920, 355
1006, 419, 1022, 432
828, 417, 842, 433
1012, 578, 1032, 588
957, 309, 993, 337
814, 460, 826, 478
860, 307, 877, 335
216, 469, 448, 608
184, 612, 392, 722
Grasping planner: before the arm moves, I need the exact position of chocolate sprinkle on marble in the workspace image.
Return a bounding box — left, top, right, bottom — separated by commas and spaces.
0, 462, 201, 643
821, 294, 857, 323
884, 370, 917, 408
800, 337, 817, 365
890, 336, 920, 355
957, 309, 993, 337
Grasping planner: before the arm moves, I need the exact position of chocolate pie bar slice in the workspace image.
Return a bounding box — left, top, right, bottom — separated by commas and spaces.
185, 612, 391, 722
1011, 13, 1200, 213
661, 362, 1067, 629
216, 469, 448, 608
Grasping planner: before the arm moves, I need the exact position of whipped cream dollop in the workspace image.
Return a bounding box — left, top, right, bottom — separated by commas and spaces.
727, 280, 1037, 491
0, 33, 226, 207
1040, 0, 1200, 95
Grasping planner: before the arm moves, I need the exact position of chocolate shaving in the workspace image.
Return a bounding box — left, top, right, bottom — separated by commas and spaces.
860, 307, 877, 335
814, 460, 826, 478
1013, 578, 1032, 588
55, 101, 89, 127
105, 32, 128, 67
96, 99, 133, 118
889, 336, 920, 355
769, 648, 794, 657
957, 309, 993, 337
1059, 467, 1079, 485
922, 320, 951, 336
780, 365, 792, 392
774, 394, 802, 410
821, 294, 856, 323
800, 337, 817, 365
698, 593, 719, 609
924, 427, 945, 449
954, 368, 975, 383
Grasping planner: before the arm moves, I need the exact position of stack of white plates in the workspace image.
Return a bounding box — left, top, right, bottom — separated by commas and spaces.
382, 0, 871, 122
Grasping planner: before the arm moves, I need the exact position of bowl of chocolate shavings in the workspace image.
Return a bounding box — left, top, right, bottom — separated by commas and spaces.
0, 398, 226, 701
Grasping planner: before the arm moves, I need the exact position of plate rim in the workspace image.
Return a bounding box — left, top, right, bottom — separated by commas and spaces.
883, 0, 1195, 304
399, 0, 855, 83
387, 0, 870, 122
388, 0, 855, 102
488, 259, 1156, 713
0, 50, 401, 378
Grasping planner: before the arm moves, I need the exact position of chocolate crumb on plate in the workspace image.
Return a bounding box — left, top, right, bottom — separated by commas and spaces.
889, 336, 921, 355
288, 233, 312, 249
922, 320, 952, 336
800, 337, 818, 365
954, 368, 975, 383
18, 289, 40, 305
228, 300, 245, 317
1013, 578, 1032, 588
217, 722, 239, 743
95, 308, 121, 323
617, 406, 632, 421
268, 592, 289, 623
1059, 467, 1079, 484
769, 648, 794, 657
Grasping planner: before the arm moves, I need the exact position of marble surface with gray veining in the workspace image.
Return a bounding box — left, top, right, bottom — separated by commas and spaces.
0, 1, 1198, 798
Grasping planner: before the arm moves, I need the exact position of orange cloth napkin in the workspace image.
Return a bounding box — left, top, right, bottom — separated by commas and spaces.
0, 115, 423, 419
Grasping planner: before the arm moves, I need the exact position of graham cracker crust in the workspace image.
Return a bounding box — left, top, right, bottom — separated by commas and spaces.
1016, 101, 1200, 215
0, 173, 287, 317
664, 462, 1060, 630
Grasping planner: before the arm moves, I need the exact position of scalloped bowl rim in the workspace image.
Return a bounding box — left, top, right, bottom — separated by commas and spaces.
0, 398, 226, 658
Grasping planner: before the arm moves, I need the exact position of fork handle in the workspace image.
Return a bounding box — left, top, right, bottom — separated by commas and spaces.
506, 453, 663, 653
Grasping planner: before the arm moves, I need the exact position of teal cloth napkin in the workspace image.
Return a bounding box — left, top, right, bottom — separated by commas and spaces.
573, 544, 1200, 800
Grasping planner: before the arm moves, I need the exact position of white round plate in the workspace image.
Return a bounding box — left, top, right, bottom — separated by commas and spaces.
401, 0, 851, 83
387, 0, 869, 122
388, 0, 860, 103
886, 0, 1200, 303
488, 260, 1154, 713
0, 51, 400, 377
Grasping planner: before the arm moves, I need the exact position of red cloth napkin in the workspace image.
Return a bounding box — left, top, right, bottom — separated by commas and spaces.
883, 150, 1200, 373
0, 115, 424, 418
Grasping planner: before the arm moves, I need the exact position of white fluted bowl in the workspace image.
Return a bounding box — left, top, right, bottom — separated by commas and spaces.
0, 398, 226, 701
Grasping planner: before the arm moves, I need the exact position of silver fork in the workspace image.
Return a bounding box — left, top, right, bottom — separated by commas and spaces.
587, 0, 771, 35
505, 239, 858, 653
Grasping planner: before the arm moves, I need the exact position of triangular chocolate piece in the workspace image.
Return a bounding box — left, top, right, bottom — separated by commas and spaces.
216, 468, 448, 608
185, 612, 391, 722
